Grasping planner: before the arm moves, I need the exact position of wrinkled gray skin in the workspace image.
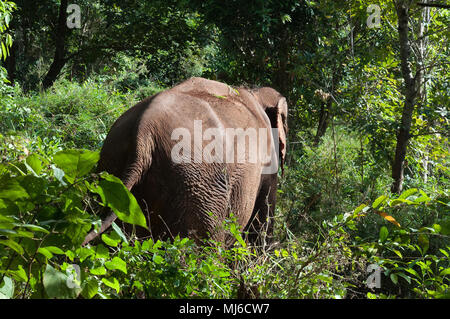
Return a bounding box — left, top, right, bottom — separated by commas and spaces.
83, 77, 288, 246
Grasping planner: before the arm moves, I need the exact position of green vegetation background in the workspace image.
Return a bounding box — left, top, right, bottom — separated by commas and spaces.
0, 0, 448, 299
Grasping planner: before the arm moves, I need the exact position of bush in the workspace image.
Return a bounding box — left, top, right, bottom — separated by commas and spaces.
353, 189, 450, 298
279, 126, 391, 237
0, 78, 165, 158
0, 148, 363, 299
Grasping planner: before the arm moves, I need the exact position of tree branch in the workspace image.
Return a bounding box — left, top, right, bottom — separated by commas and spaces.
417, 2, 450, 9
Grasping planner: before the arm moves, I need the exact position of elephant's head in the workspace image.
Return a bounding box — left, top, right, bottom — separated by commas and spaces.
251, 87, 288, 174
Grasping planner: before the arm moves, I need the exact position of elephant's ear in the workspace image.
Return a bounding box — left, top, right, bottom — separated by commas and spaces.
276, 97, 287, 176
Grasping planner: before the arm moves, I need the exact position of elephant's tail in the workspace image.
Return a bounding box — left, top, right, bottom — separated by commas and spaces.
82, 164, 146, 246
82, 210, 119, 246
82, 135, 152, 246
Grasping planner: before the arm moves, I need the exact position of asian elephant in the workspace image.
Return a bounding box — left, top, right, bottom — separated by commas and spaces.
83, 77, 288, 246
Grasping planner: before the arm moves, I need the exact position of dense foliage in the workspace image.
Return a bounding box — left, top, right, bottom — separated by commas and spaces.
0, 0, 448, 299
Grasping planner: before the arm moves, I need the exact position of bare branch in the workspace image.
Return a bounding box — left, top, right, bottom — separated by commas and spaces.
417, 2, 450, 9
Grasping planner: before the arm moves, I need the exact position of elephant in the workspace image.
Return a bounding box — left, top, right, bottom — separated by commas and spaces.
83, 77, 288, 246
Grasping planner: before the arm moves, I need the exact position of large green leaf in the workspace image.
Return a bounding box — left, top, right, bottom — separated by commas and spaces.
0, 277, 14, 299
379, 226, 389, 243
81, 278, 98, 299
90, 266, 107, 276
43, 264, 81, 299
102, 277, 120, 293
105, 257, 127, 274
0, 239, 24, 255
53, 149, 99, 183
102, 232, 120, 247
0, 176, 29, 201
90, 173, 147, 228
9, 265, 27, 282
372, 195, 388, 209
25, 154, 44, 175
398, 188, 418, 200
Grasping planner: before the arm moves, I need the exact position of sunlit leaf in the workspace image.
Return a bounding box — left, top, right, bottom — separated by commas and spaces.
89, 173, 147, 228
53, 149, 99, 183
102, 277, 120, 293
0, 239, 24, 255
372, 195, 388, 209
105, 257, 127, 274
379, 226, 389, 242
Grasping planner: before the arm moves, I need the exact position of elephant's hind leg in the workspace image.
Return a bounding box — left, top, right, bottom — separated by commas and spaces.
245, 174, 277, 247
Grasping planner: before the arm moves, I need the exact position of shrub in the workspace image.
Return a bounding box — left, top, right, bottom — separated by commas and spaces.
0, 79, 165, 155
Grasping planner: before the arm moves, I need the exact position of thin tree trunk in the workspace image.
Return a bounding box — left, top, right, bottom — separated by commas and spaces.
5, 41, 16, 85
42, 0, 69, 90
391, 1, 418, 194
314, 99, 332, 146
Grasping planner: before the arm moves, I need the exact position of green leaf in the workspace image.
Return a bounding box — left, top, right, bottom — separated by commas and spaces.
414, 190, 431, 203
13, 230, 34, 239
372, 195, 388, 209
94, 244, 109, 259
379, 226, 389, 243
52, 166, 66, 185
105, 257, 127, 274
0, 277, 14, 299
102, 277, 120, 293
390, 198, 407, 206
0, 176, 29, 201
439, 249, 449, 258
397, 273, 411, 284
102, 232, 120, 247
393, 249, 403, 259
25, 154, 43, 175
439, 268, 450, 276
65, 250, 75, 262
152, 254, 164, 264
90, 173, 147, 228
317, 274, 333, 284
38, 246, 65, 259
4, 13, 10, 27
1, 42, 7, 60
76, 247, 94, 262
90, 266, 107, 276
354, 203, 368, 214
81, 279, 98, 299
404, 268, 419, 278
390, 273, 398, 285
141, 239, 153, 251
0, 239, 24, 255
111, 222, 128, 245
45, 246, 65, 255
43, 264, 81, 299
53, 149, 99, 183
37, 247, 54, 259
0, 229, 17, 236
9, 265, 27, 282
19, 224, 50, 234
398, 188, 418, 200
229, 222, 246, 247
418, 234, 429, 254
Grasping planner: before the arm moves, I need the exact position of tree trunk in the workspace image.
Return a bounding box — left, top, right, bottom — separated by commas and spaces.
5, 41, 16, 85
391, 1, 418, 194
42, 0, 69, 90
313, 99, 332, 146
